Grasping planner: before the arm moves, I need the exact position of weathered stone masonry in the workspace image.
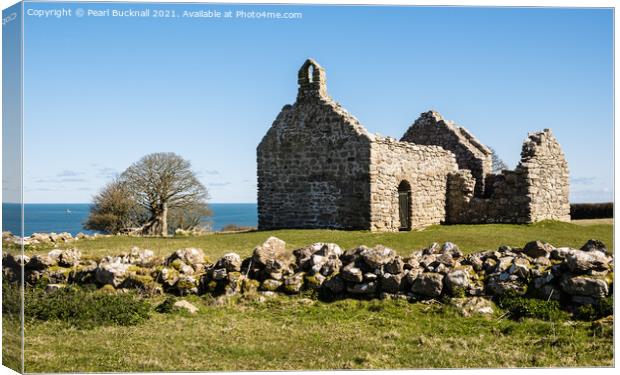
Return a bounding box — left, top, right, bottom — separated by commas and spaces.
257, 60, 374, 230
446, 129, 571, 224
369, 139, 457, 231
401, 111, 492, 197
257, 59, 570, 231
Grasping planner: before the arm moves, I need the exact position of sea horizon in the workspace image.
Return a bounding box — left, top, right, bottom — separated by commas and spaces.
2, 201, 257, 206
1, 202, 258, 236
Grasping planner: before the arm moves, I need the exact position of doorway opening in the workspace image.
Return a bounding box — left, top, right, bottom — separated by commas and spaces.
398, 180, 412, 231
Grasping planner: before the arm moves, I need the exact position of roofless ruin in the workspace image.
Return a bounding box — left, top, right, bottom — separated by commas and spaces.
257, 59, 570, 231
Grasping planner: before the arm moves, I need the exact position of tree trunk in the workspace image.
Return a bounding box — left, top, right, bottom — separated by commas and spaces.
137, 202, 168, 237
161, 202, 168, 237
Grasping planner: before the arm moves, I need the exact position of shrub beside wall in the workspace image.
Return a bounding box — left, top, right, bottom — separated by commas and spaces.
570, 203, 613, 220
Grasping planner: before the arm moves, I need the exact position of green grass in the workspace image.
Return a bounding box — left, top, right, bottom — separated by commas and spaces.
22, 296, 613, 372
1, 276, 22, 372
22, 220, 613, 260
1, 309, 22, 372
23, 286, 151, 329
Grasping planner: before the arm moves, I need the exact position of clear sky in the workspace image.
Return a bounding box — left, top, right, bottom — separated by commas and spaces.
17, 2, 613, 203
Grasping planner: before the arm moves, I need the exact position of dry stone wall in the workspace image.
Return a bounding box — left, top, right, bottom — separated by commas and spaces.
4, 236, 613, 311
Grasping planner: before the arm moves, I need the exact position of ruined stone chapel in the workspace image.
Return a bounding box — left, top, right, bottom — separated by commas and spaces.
257, 59, 570, 231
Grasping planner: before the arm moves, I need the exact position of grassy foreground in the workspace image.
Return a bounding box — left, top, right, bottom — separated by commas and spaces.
9, 221, 614, 371
23, 296, 613, 372
24, 220, 614, 260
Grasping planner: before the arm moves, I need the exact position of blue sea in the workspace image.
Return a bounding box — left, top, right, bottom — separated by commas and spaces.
1, 203, 257, 236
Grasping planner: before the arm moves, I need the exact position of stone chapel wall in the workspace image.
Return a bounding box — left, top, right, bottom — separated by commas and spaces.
401, 111, 492, 197
446, 129, 570, 224
520, 129, 571, 221
257, 60, 374, 230
369, 139, 458, 231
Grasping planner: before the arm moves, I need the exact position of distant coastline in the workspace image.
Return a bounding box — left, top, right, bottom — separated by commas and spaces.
1, 203, 258, 236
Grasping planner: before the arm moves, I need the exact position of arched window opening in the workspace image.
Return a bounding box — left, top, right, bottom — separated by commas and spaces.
307, 65, 314, 83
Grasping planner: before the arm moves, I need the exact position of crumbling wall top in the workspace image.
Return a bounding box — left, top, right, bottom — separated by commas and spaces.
520, 129, 564, 162
401, 110, 492, 196
402, 110, 492, 158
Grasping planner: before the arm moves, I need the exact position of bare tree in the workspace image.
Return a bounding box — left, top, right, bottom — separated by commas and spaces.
490, 147, 509, 174
84, 178, 146, 234
120, 153, 209, 236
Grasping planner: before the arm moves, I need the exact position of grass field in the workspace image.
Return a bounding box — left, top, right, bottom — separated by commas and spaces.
4, 220, 614, 371
21, 296, 613, 372
22, 220, 614, 260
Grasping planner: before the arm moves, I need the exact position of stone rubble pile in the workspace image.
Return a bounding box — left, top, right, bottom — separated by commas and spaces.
3, 237, 613, 307
2, 231, 96, 247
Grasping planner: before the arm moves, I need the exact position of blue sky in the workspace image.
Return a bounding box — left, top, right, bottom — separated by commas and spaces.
17, 2, 613, 203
